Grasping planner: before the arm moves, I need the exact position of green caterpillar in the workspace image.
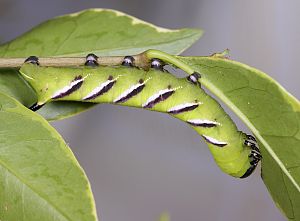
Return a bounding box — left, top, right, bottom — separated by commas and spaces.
19, 50, 261, 178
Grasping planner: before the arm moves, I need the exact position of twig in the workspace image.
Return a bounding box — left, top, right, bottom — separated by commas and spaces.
0, 54, 148, 69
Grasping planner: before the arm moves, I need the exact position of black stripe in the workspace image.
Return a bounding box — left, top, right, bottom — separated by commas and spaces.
168, 103, 199, 114
201, 135, 227, 147
83, 81, 116, 100
144, 90, 175, 109
52, 76, 83, 99
187, 121, 218, 128
115, 84, 145, 103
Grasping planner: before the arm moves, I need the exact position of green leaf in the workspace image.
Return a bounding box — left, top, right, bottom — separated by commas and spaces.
0, 9, 202, 121
0, 68, 36, 107
0, 92, 97, 221
178, 55, 300, 220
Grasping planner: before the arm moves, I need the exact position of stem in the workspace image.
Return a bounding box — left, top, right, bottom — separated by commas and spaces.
0, 50, 196, 76
0, 55, 145, 68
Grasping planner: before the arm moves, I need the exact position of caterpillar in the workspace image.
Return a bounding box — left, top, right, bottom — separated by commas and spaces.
19, 50, 261, 178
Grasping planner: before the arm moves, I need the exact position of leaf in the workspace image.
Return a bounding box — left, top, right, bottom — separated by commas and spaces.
178, 55, 300, 220
0, 8, 202, 121
0, 9, 202, 57
0, 92, 97, 221
0, 68, 36, 107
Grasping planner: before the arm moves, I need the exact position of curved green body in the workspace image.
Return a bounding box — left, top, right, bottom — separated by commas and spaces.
19, 63, 252, 178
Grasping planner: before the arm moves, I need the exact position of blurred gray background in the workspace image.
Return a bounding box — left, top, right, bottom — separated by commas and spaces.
1, 0, 299, 220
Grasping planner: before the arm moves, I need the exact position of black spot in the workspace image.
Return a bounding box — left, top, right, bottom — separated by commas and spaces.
122, 56, 135, 67
25, 56, 39, 65
52, 76, 83, 99
187, 72, 201, 84
151, 58, 164, 71
85, 53, 98, 66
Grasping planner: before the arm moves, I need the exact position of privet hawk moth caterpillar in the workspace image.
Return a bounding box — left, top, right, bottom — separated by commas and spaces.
19, 50, 261, 178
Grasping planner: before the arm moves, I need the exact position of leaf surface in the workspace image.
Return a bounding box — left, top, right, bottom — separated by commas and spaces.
0, 93, 97, 221
0, 9, 202, 120
179, 55, 300, 220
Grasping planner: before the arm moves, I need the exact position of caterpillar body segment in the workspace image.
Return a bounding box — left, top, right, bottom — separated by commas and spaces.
19, 53, 261, 178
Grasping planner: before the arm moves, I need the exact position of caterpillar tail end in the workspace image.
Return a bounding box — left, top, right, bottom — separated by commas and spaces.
240, 135, 262, 178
